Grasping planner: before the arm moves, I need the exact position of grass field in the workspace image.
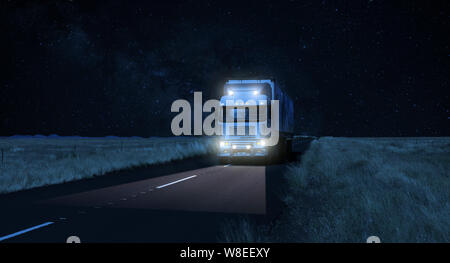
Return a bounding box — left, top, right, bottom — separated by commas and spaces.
0, 136, 212, 194
221, 137, 450, 243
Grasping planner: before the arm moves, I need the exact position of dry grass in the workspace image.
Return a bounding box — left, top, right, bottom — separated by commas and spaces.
221, 137, 450, 242
0, 137, 212, 194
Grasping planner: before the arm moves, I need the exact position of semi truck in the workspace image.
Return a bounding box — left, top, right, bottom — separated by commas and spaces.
217, 78, 294, 163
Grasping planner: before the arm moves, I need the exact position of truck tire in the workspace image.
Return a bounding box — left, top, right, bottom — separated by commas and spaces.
286, 138, 293, 162
278, 137, 287, 164
218, 157, 229, 165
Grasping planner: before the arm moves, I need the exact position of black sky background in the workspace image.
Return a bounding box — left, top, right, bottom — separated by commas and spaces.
1, 0, 449, 137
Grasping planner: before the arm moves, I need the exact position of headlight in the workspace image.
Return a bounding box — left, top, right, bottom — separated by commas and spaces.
220, 141, 229, 147
228, 90, 234, 96
257, 140, 266, 146
232, 145, 237, 149
253, 90, 259, 95
246, 145, 251, 149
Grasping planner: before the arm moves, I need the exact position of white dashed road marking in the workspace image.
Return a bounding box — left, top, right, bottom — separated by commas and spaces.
155, 175, 197, 189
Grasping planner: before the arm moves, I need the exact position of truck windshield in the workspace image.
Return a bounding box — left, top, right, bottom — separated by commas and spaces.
221, 105, 269, 123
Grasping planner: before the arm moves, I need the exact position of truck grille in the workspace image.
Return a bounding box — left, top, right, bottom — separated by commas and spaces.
228, 125, 256, 136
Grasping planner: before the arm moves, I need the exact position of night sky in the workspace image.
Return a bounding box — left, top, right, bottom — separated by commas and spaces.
1, 0, 449, 137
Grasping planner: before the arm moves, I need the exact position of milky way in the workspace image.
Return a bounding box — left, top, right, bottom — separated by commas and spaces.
1, 1, 448, 136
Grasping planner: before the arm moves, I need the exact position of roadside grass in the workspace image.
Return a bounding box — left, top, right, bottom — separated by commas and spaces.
220, 137, 450, 242
0, 137, 212, 194
220, 218, 267, 243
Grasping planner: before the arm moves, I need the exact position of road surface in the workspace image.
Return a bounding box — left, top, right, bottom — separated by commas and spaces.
42, 164, 266, 214
0, 157, 290, 243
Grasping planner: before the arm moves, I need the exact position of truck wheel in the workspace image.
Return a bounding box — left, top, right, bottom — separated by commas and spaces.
262, 155, 270, 165
286, 139, 293, 162
218, 157, 229, 165
276, 137, 287, 164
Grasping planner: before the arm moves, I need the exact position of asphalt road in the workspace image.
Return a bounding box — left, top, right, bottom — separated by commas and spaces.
0, 138, 313, 243
42, 164, 266, 214
0, 157, 288, 243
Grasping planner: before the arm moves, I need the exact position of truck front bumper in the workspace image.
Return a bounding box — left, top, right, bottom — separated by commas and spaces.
218, 147, 267, 157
